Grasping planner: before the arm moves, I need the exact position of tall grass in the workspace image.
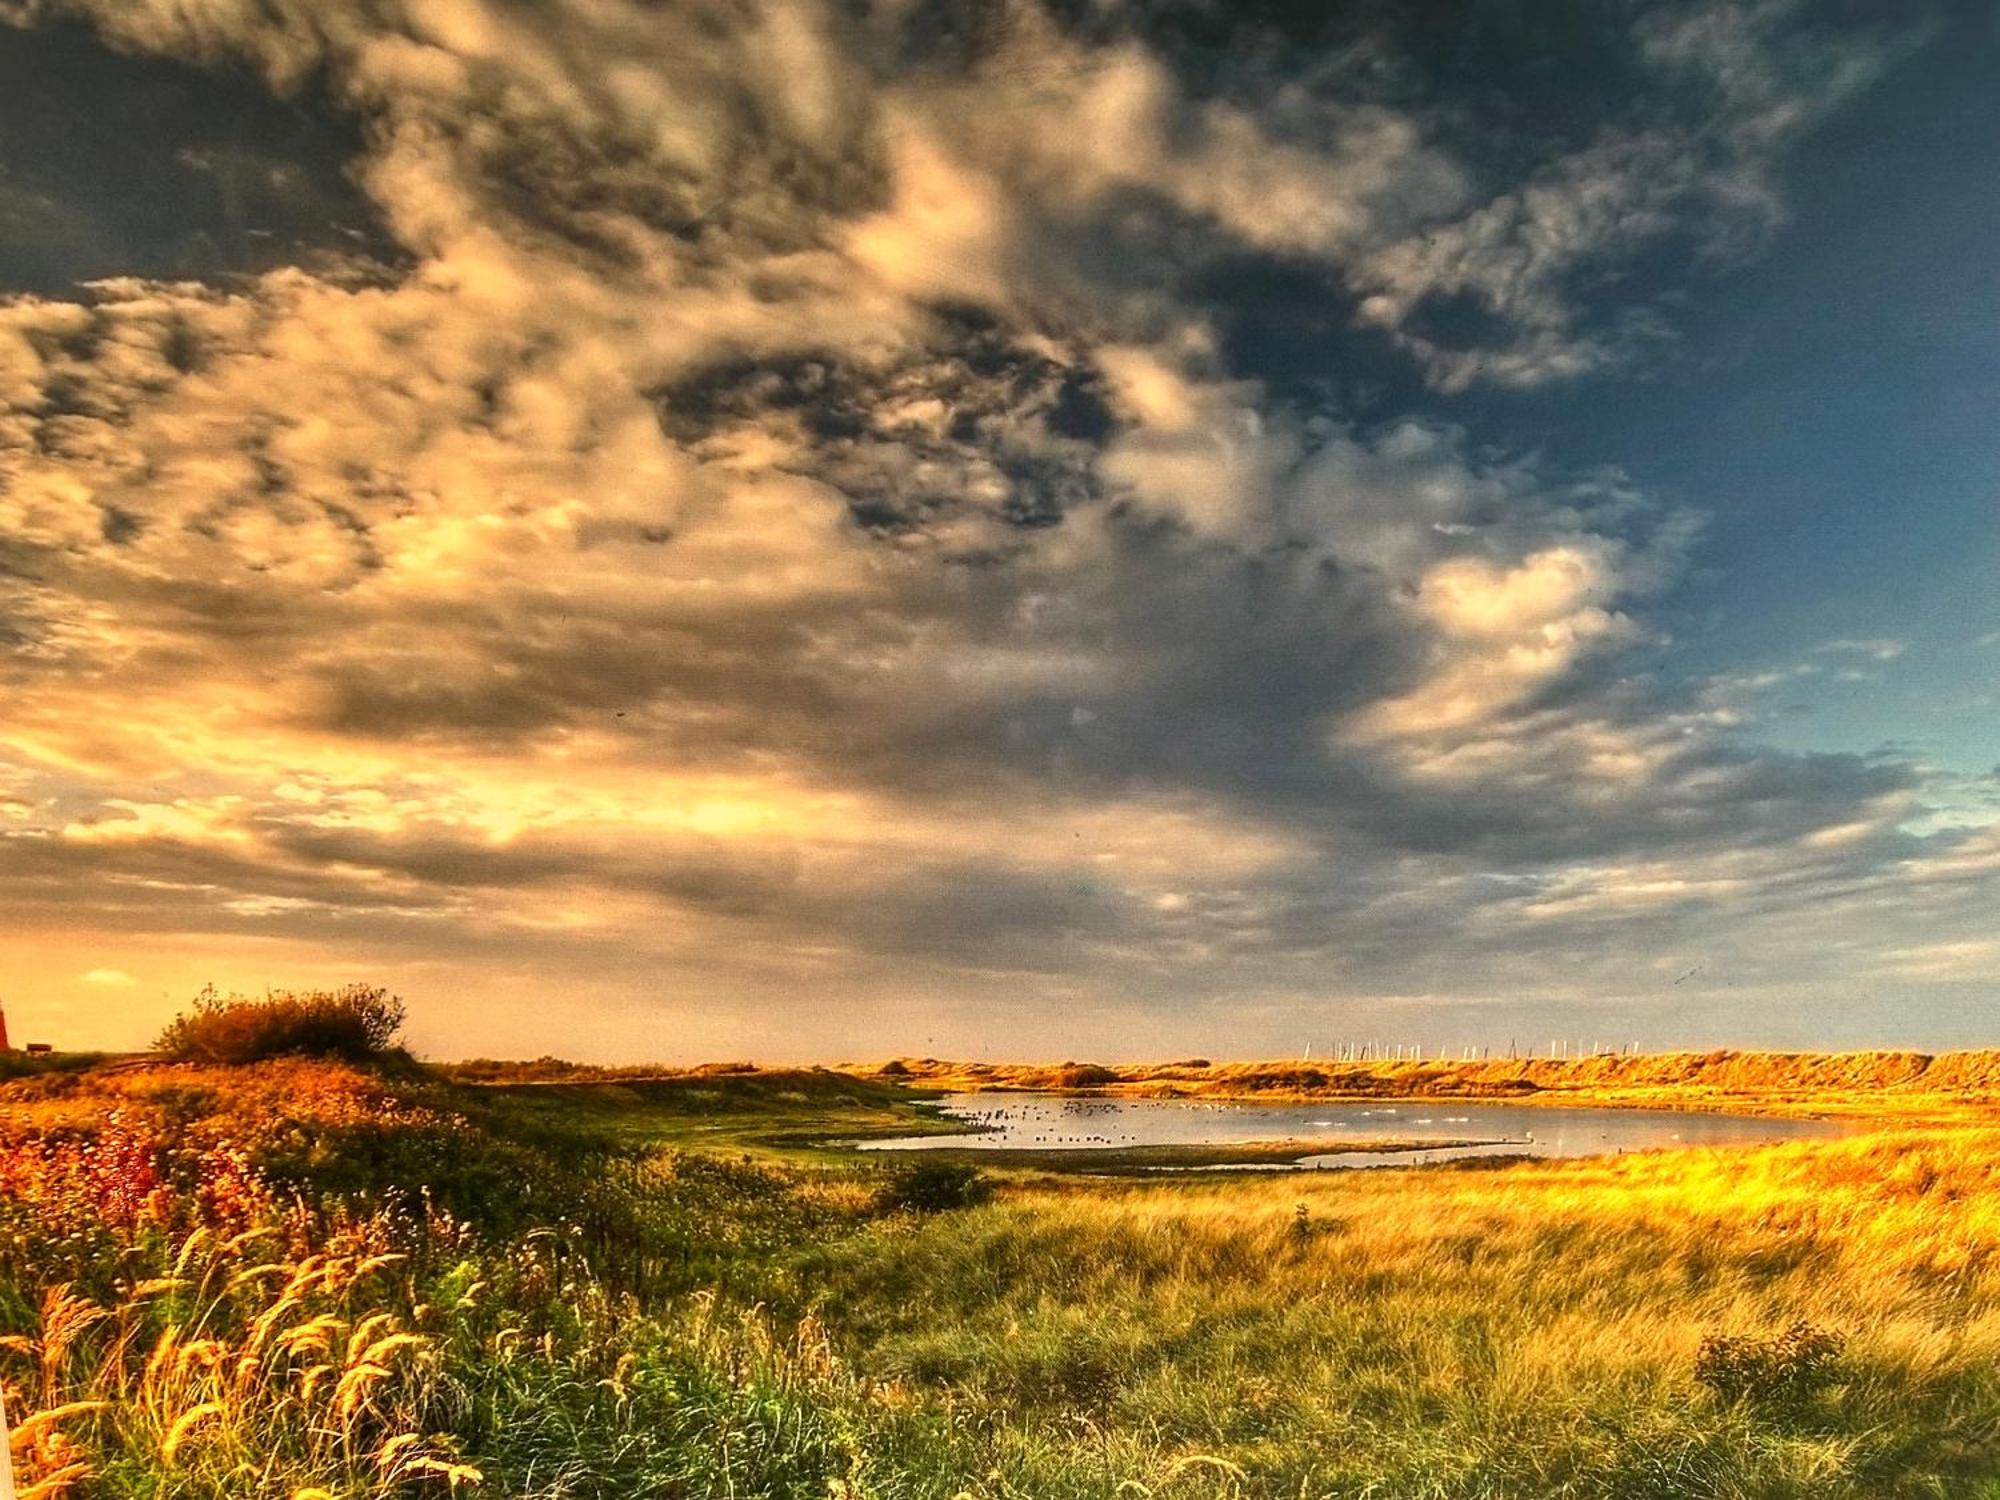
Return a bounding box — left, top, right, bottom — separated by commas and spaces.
805, 1130, 2000, 1495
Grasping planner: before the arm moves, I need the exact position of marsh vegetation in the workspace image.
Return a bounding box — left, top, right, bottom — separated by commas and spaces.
4, 992, 2000, 1497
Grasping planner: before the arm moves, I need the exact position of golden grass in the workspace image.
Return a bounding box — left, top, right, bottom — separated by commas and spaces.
3, 1227, 467, 1499
11, 1051, 2000, 1495
808, 1121, 2000, 1491
870, 1048, 2000, 1120
0, 1057, 441, 1137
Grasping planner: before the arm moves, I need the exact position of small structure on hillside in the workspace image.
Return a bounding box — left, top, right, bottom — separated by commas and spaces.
0, 1002, 48, 1056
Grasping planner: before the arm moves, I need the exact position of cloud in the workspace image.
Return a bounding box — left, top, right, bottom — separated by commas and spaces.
0, 0, 1980, 1057
81, 967, 136, 985
1346, 0, 1927, 389
1818, 638, 1909, 663
1348, 544, 1634, 743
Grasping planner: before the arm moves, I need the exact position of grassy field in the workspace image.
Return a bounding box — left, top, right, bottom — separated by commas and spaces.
6, 1047, 2000, 1497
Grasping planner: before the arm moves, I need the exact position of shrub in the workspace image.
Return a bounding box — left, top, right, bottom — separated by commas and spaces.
1052, 1062, 1120, 1088
155, 984, 406, 1065
1694, 1321, 1846, 1409
877, 1160, 991, 1214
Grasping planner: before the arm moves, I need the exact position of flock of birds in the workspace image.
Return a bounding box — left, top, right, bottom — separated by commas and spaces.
933, 1098, 1511, 1151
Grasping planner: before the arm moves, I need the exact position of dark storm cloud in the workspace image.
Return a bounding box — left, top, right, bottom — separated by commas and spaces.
655, 315, 1115, 534
0, 21, 396, 294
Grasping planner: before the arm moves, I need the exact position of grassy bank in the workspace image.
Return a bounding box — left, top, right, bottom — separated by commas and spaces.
852, 1138, 1523, 1172
4, 1052, 2000, 1496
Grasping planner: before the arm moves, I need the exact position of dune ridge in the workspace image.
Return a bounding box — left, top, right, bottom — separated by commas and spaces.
869, 1049, 2000, 1117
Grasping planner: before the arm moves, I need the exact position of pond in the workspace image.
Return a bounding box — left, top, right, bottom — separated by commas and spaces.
859, 1091, 1843, 1169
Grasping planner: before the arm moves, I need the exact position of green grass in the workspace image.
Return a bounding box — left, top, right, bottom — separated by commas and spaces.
0, 1048, 109, 1082
455, 1067, 962, 1157
6, 1059, 2000, 1497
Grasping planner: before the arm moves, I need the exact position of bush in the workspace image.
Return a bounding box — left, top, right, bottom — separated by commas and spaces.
155, 984, 407, 1065
1052, 1062, 1120, 1088
1695, 1321, 1846, 1409
877, 1160, 991, 1214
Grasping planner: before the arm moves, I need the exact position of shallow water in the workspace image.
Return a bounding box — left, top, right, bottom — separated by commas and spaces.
859, 1092, 1841, 1168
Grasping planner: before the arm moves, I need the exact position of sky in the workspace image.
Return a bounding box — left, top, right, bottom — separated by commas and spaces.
0, 0, 1996, 1063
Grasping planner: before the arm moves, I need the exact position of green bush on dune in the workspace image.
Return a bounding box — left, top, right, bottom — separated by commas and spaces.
877, 1159, 992, 1214
1695, 1321, 1847, 1410
153, 983, 408, 1064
